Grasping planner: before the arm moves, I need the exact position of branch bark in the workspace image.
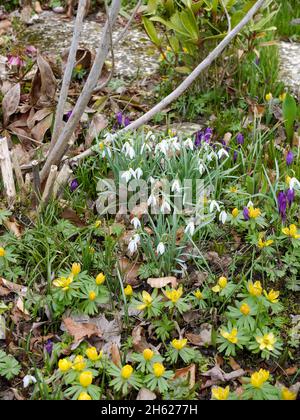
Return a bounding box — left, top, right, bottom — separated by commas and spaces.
40, 0, 121, 183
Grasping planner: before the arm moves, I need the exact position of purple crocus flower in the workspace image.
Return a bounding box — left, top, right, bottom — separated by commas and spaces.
116, 112, 123, 126
204, 127, 213, 142
236, 133, 244, 145
286, 188, 295, 206
124, 116, 130, 127
45, 340, 53, 356
243, 207, 250, 221
277, 191, 288, 220
70, 179, 79, 192
286, 151, 294, 166
194, 127, 213, 148
64, 110, 73, 122
233, 150, 238, 162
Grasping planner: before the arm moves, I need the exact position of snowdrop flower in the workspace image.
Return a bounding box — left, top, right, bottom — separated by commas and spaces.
207, 152, 215, 162
128, 234, 140, 254
219, 210, 227, 224
141, 142, 152, 154
217, 148, 229, 159
209, 200, 221, 213
134, 168, 143, 180
247, 200, 254, 208
131, 217, 141, 229
23, 375, 37, 388
148, 176, 155, 185
199, 161, 205, 175
146, 131, 155, 141
171, 180, 181, 193
161, 199, 171, 213
184, 138, 194, 150
290, 177, 300, 190
104, 132, 116, 143
185, 221, 195, 236
156, 242, 166, 256
122, 142, 135, 159
121, 170, 132, 183
155, 140, 169, 156
148, 194, 157, 207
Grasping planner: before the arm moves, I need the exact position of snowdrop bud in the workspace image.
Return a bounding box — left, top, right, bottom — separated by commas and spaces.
290, 177, 300, 190
209, 200, 221, 213
219, 210, 227, 224
156, 242, 166, 256
121, 171, 132, 183
172, 180, 181, 193
185, 221, 195, 236
128, 234, 140, 254
161, 200, 171, 213
217, 148, 229, 159
131, 217, 141, 229
23, 375, 37, 388
147, 194, 157, 207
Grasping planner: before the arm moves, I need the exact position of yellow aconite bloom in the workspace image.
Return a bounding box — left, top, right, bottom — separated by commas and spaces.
78, 392, 92, 400
221, 328, 238, 344
281, 387, 297, 400
194, 290, 203, 300
143, 348, 154, 361
99, 143, 104, 152
279, 92, 287, 102
137, 291, 153, 310
282, 224, 300, 239
212, 386, 230, 400
153, 363, 165, 378
89, 291, 97, 301
53, 276, 73, 291
240, 303, 251, 316
171, 338, 187, 351
73, 355, 86, 371
248, 281, 263, 297
212, 276, 228, 293
264, 289, 280, 304
71, 263, 81, 276
121, 365, 133, 380
230, 186, 238, 193
265, 92, 273, 102
165, 286, 183, 303
286, 176, 292, 186
232, 208, 239, 218
58, 358, 72, 372
0, 247, 6, 257
79, 371, 93, 388
258, 238, 274, 248
249, 207, 261, 219
86, 347, 102, 361
95, 272, 105, 285
256, 333, 276, 351
250, 369, 270, 388
124, 285, 133, 296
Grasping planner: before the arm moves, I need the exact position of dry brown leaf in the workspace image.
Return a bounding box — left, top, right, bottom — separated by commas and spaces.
175, 364, 195, 389
119, 257, 141, 286
284, 366, 298, 376
130, 202, 148, 219
186, 324, 212, 347
147, 276, 177, 289
229, 357, 241, 371
60, 208, 87, 228
31, 55, 57, 108
2, 83, 20, 126
136, 388, 156, 400
132, 325, 149, 352
111, 343, 121, 367
3, 218, 22, 238
31, 114, 53, 143
85, 114, 108, 147
62, 317, 102, 345
34, 1, 43, 13
0, 278, 27, 297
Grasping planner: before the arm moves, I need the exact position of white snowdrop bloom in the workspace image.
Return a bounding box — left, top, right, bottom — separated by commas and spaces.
23, 375, 37, 388
219, 210, 228, 224
146, 130, 155, 141
128, 234, 140, 254
184, 138, 194, 150
131, 217, 141, 229
104, 132, 116, 143
185, 221, 195, 236
207, 152, 215, 162
134, 167, 143, 180
141, 142, 152, 154
209, 200, 220, 213
147, 194, 157, 207
171, 180, 181, 193
247, 200, 254, 208
155, 140, 169, 156
156, 242, 166, 256
122, 142, 135, 159
161, 200, 171, 213
217, 148, 229, 159
121, 170, 132, 183
290, 177, 300, 190
199, 161, 205, 175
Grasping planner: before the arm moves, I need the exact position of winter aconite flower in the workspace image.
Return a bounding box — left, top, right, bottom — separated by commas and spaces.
265, 92, 273, 102
165, 286, 183, 303
240, 303, 251, 316
248, 281, 263, 297
281, 387, 297, 400
282, 224, 300, 239
53, 276, 73, 291
152, 363, 165, 378
73, 355, 86, 371
86, 347, 102, 362
256, 333, 276, 351
121, 365, 133, 380
78, 392, 92, 400
250, 369, 270, 388
79, 371, 93, 387
124, 285, 133, 296
89, 291, 97, 301
279, 92, 287, 102
232, 208, 239, 218
171, 339, 187, 351
95, 273, 105, 285
137, 291, 153, 310
212, 276, 228, 293
58, 358, 72, 372
221, 328, 238, 344
264, 289, 280, 304
0, 247, 6, 257
143, 349, 154, 361
194, 290, 203, 300
212, 386, 230, 400
248, 207, 261, 219
258, 238, 274, 248
71, 263, 81, 276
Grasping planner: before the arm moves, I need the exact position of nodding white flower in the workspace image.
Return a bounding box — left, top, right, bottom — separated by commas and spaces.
199, 161, 205, 175
207, 152, 215, 162
23, 375, 37, 388
184, 138, 194, 150
141, 142, 152, 154
209, 200, 221, 213
155, 140, 169, 156
185, 221, 195, 236
121, 170, 132, 183
131, 217, 141, 229
290, 177, 300, 190
148, 176, 155, 185
134, 168, 143, 180
172, 180, 181, 193
217, 148, 229, 159
128, 234, 140, 254
160, 199, 171, 213
122, 142, 135, 159
148, 194, 157, 207
219, 210, 228, 224
146, 130, 155, 141
103, 132, 116, 142
247, 200, 254, 208
156, 242, 166, 256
